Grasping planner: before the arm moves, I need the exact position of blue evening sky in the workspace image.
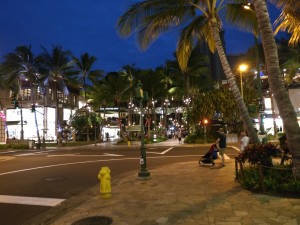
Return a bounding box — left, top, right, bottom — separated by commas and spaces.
0, 1, 281, 73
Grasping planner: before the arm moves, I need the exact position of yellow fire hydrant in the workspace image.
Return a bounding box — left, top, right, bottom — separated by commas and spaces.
98, 166, 112, 198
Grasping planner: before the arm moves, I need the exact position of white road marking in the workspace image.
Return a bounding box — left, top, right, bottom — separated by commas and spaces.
161, 147, 174, 154
148, 147, 174, 155
147, 151, 163, 155
218, 152, 230, 159
47, 153, 123, 157
0, 195, 65, 207
0, 156, 15, 162
103, 153, 123, 156
0, 151, 16, 154
16, 150, 57, 156
0, 155, 203, 176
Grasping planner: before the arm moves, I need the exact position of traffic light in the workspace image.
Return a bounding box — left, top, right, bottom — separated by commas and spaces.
31, 105, 36, 112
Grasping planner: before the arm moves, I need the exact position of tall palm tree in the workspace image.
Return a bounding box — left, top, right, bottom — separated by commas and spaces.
37, 45, 76, 143
1, 45, 41, 144
99, 72, 131, 137
117, 0, 260, 143
166, 48, 210, 132
73, 53, 103, 141
73, 53, 103, 104
253, 0, 300, 179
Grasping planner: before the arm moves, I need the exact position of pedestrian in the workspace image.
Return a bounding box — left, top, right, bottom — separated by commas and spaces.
177, 130, 182, 144
240, 131, 250, 153
215, 128, 226, 166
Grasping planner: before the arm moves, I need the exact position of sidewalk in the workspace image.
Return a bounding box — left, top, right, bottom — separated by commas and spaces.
28, 139, 300, 225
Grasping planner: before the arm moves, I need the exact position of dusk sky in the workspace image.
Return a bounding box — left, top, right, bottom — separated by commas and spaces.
0, 1, 281, 73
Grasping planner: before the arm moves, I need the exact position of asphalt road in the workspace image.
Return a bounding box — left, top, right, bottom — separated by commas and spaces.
0, 143, 239, 225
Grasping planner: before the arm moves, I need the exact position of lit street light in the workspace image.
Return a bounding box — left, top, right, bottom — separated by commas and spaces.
239, 64, 248, 98
203, 119, 208, 144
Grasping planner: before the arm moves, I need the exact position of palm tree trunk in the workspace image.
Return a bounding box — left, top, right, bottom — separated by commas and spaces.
20, 100, 24, 140
210, 22, 260, 144
84, 77, 90, 141
34, 110, 41, 148
54, 85, 62, 145
253, 0, 300, 179
32, 85, 41, 148
186, 73, 190, 134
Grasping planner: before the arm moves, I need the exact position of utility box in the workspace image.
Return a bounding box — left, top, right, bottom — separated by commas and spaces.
29, 140, 35, 149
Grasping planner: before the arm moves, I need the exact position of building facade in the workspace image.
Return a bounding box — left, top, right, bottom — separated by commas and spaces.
0, 82, 84, 143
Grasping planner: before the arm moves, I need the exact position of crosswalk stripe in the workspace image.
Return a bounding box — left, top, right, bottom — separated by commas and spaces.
47, 153, 123, 157
0, 195, 65, 207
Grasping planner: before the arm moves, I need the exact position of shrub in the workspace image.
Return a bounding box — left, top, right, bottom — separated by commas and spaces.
237, 143, 281, 167
236, 143, 300, 194
11, 144, 29, 149
0, 144, 29, 150
239, 163, 300, 194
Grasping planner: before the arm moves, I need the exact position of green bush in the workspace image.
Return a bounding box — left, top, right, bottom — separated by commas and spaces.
184, 133, 214, 144
0, 144, 29, 150
11, 144, 29, 149
237, 143, 281, 167
239, 163, 300, 194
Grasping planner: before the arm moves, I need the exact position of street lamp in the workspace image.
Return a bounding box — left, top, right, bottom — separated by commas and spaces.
203, 119, 208, 144
135, 80, 150, 178
239, 64, 248, 98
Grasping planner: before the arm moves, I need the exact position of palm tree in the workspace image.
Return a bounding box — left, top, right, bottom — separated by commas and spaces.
73, 53, 103, 104
73, 53, 103, 141
273, 0, 300, 46
117, 0, 260, 144
37, 45, 76, 143
1, 45, 41, 144
166, 48, 210, 132
98, 72, 130, 138
253, 0, 300, 179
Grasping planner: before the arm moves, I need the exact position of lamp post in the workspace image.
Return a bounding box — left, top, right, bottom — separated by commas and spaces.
239, 64, 248, 98
203, 119, 208, 144
135, 80, 150, 178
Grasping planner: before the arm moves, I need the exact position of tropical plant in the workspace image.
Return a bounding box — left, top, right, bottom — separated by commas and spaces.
72, 53, 103, 141
252, 0, 300, 179
273, 0, 300, 46
116, 0, 260, 144
37, 45, 77, 142
1, 45, 41, 144
276, 38, 300, 85
72, 53, 103, 104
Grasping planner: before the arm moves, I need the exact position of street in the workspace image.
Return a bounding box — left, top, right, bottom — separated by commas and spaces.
0, 143, 239, 225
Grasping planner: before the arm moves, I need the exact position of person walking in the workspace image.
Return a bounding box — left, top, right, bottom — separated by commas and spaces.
240, 132, 250, 153
215, 128, 226, 166
177, 130, 182, 144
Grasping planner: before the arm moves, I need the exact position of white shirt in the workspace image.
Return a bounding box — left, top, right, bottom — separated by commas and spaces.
240, 136, 250, 152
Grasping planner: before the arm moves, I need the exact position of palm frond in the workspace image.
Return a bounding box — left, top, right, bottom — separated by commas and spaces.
275, 11, 300, 46
176, 15, 214, 71
117, 0, 196, 50
225, 3, 258, 37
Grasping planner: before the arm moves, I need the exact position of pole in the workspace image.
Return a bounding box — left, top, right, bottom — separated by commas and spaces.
204, 124, 207, 144
138, 97, 150, 178
240, 71, 243, 99
95, 123, 97, 146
